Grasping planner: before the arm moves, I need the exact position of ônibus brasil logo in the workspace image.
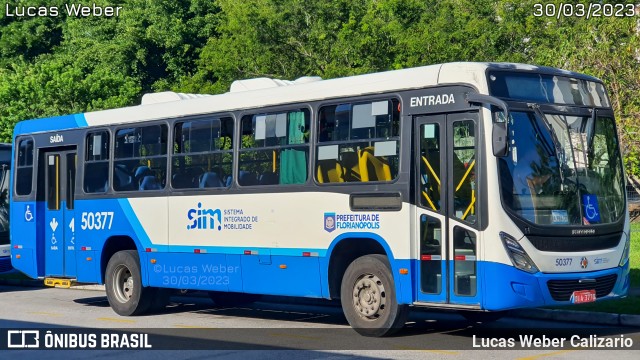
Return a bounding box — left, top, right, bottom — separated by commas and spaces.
187, 203, 222, 231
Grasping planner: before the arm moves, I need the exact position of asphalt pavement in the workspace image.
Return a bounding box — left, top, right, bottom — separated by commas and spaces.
1, 277, 639, 328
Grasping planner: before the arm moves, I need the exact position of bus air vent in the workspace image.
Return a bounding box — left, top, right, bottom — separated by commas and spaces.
527, 232, 622, 252
547, 274, 617, 301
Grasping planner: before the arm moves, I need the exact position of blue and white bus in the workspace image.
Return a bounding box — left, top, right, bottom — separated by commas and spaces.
10, 63, 630, 336
0, 143, 13, 273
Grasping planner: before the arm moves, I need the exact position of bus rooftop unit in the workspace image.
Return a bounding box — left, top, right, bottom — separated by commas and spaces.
10, 62, 630, 336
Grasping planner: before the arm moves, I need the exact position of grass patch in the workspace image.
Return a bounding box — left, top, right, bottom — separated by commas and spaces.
564, 296, 640, 314
628, 222, 640, 286
552, 223, 640, 315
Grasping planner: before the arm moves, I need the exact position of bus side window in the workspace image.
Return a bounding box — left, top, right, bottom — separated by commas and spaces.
452, 120, 476, 223
16, 138, 34, 196
113, 124, 168, 191
84, 131, 110, 193
315, 99, 400, 184
453, 226, 477, 297
238, 109, 310, 186
419, 123, 441, 212
172, 117, 234, 189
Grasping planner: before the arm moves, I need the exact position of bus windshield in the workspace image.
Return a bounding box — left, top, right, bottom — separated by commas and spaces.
498, 111, 625, 226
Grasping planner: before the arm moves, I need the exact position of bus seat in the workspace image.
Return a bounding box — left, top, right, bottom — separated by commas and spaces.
85, 179, 108, 193
114, 164, 134, 191
187, 166, 204, 182
172, 172, 193, 188
139, 176, 162, 190
200, 172, 224, 188
316, 160, 344, 183
259, 172, 279, 185
238, 170, 257, 186
341, 152, 361, 181
93, 179, 109, 192
359, 147, 391, 182
134, 166, 153, 184
225, 176, 233, 187
84, 162, 109, 192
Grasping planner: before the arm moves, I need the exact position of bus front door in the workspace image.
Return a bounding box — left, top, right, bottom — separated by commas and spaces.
414, 113, 481, 306
43, 150, 77, 278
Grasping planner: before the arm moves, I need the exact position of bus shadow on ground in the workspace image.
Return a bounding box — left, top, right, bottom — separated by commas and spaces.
71, 292, 490, 331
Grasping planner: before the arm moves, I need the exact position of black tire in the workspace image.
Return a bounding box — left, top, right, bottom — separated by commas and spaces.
208, 291, 262, 306
461, 311, 506, 324
105, 250, 153, 316
340, 254, 409, 337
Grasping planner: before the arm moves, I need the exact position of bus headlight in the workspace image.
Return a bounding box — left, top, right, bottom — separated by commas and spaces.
500, 232, 539, 274
619, 232, 630, 267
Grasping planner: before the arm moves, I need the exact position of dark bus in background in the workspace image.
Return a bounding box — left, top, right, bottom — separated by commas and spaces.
0, 143, 12, 273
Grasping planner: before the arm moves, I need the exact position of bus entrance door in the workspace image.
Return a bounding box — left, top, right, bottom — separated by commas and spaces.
42, 150, 77, 278
414, 113, 480, 306
414, 116, 448, 303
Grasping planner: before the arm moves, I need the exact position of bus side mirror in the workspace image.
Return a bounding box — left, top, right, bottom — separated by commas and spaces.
492, 122, 508, 157
466, 93, 510, 158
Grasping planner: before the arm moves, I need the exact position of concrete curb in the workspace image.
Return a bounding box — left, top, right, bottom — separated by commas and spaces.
72, 284, 106, 291
511, 308, 640, 327
2, 278, 639, 327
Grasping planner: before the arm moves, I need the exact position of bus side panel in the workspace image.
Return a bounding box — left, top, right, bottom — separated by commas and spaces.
72, 198, 166, 285
226, 254, 243, 292
240, 255, 322, 297
394, 258, 414, 304
10, 201, 40, 279
145, 252, 232, 291
325, 233, 414, 305
75, 250, 100, 283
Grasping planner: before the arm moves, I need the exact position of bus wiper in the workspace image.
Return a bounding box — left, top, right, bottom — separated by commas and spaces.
528, 103, 567, 190
528, 104, 562, 157
586, 109, 596, 163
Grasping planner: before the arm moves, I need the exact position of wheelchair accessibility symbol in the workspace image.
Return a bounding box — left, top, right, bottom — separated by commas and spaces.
582, 195, 600, 223
24, 205, 34, 222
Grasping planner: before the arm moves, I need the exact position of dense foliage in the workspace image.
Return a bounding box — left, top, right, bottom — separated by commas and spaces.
0, 0, 638, 174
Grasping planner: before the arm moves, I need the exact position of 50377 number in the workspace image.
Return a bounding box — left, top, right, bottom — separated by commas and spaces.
81, 211, 114, 230
555, 258, 572, 267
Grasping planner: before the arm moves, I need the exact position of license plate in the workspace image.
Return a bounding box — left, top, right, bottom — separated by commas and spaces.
571, 289, 596, 304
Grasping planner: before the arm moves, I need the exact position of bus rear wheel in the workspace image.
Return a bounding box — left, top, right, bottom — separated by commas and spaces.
105, 250, 153, 316
340, 254, 408, 337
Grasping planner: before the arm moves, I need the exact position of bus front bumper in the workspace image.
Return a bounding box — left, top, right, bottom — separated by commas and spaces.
481, 261, 630, 311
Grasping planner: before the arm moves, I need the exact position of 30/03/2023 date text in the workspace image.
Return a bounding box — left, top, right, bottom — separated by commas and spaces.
533, 3, 637, 19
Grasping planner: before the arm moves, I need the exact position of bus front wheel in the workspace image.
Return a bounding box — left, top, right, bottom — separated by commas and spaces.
105, 250, 153, 316
340, 254, 408, 337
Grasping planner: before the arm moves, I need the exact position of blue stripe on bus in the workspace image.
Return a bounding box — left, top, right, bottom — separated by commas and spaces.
479, 260, 628, 310
13, 113, 87, 136
116, 198, 154, 249
74, 113, 88, 127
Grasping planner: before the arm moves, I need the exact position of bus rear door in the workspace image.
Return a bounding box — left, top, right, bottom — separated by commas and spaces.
42, 149, 77, 278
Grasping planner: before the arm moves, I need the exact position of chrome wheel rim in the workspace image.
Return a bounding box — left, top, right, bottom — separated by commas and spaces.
352, 273, 386, 320
112, 264, 134, 304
